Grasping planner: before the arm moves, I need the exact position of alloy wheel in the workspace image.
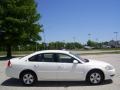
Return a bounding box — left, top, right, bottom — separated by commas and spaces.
90, 72, 101, 84
22, 73, 34, 85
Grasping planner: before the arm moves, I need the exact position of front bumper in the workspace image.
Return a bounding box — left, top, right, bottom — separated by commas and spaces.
104, 69, 115, 80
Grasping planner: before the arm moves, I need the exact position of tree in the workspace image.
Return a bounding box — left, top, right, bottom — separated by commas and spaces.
48, 42, 65, 49
87, 40, 97, 47
65, 42, 83, 49
0, 0, 42, 57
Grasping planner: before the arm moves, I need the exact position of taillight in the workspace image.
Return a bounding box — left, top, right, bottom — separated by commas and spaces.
7, 60, 12, 67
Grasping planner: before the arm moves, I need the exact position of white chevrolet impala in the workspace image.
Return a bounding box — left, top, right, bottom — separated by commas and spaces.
6, 50, 115, 85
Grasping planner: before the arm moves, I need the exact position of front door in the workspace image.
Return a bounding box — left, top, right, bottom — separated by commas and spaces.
56, 53, 85, 81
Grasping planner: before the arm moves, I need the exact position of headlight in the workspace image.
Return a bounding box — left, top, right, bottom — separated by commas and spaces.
105, 65, 113, 70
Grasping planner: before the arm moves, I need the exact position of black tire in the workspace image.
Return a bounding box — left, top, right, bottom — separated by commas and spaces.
86, 70, 104, 85
20, 72, 37, 86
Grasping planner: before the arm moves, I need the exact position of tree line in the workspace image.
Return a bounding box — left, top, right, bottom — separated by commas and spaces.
0, 40, 103, 51
0, 42, 82, 51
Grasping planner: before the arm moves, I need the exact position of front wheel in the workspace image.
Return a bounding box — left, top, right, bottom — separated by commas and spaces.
20, 72, 37, 85
87, 71, 104, 85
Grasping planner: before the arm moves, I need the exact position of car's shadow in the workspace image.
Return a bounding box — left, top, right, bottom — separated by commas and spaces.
1, 78, 113, 87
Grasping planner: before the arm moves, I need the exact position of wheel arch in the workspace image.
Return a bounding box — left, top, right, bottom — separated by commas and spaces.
86, 68, 105, 81
19, 69, 38, 80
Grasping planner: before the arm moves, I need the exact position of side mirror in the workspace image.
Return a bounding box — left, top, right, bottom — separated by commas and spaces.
73, 60, 79, 64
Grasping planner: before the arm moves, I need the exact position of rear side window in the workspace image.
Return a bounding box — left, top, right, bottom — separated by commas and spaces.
29, 53, 55, 62
43, 53, 54, 62
29, 54, 43, 62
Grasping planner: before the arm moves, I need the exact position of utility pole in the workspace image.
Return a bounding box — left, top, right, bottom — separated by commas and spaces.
114, 32, 118, 48
88, 33, 91, 40
63, 40, 65, 49
43, 29, 46, 49
73, 37, 76, 42
73, 37, 76, 49
114, 32, 118, 41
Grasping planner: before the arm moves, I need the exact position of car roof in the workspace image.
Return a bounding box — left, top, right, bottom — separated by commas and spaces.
34, 50, 70, 54
21, 50, 70, 60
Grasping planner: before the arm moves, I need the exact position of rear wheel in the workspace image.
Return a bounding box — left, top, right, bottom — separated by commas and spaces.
87, 70, 104, 85
20, 72, 37, 85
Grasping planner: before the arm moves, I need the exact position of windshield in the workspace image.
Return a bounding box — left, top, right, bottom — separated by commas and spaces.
70, 52, 89, 63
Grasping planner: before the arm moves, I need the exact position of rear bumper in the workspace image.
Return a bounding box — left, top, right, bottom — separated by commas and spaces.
104, 69, 115, 80
6, 67, 19, 79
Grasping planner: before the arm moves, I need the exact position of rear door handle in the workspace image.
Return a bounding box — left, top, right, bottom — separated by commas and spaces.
58, 66, 62, 69
34, 65, 39, 68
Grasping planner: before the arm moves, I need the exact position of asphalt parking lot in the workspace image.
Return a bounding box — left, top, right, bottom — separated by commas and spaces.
0, 54, 120, 90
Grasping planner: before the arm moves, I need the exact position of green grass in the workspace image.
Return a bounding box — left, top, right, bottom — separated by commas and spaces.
0, 57, 14, 61
80, 51, 120, 55
72, 48, 120, 51
0, 51, 34, 56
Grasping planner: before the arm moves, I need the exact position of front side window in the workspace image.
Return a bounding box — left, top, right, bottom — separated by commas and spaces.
57, 54, 74, 63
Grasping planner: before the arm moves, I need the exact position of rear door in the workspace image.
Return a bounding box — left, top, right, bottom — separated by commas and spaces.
28, 53, 58, 80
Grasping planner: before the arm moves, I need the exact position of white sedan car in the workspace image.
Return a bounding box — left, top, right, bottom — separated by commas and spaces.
6, 50, 115, 85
